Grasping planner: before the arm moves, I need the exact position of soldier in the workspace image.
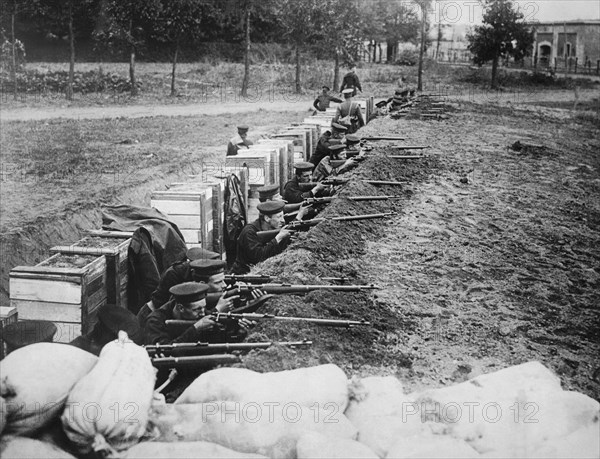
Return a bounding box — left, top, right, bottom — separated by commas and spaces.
339, 66, 362, 96
313, 144, 359, 182
137, 247, 220, 328
313, 85, 342, 112
334, 89, 365, 134
232, 200, 292, 274
309, 122, 347, 166
226, 125, 254, 156
145, 283, 216, 345
257, 183, 282, 202
283, 162, 328, 204
344, 134, 362, 153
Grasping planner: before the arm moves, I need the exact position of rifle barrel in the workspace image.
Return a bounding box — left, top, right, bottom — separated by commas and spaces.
362, 136, 406, 141
215, 313, 371, 328
147, 340, 312, 356
364, 180, 407, 186
390, 145, 430, 150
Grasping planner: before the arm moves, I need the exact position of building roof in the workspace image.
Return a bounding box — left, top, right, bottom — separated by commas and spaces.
528, 20, 600, 26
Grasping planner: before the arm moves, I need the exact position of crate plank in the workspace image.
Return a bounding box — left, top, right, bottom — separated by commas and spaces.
10, 278, 82, 304
14, 299, 81, 323
151, 198, 201, 215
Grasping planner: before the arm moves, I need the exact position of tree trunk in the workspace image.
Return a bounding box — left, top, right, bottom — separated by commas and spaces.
170, 42, 178, 96
67, 1, 75, 101
435, 21, 441, 60
11, 10, 17, 101
377, 43, 382, 63
333, 49, 340, 92
491, 55, 499, 89
241, 4, 250, 97
417, 4, 426, 91
129, 20, 137, 96
295, 43, 301, 94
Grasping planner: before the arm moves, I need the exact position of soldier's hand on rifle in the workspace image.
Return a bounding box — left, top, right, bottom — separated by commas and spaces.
216, 291, 241, 313
296, 204, 312, 221
194, 315, 217, 332
237, 318, 256, 331
312, 182, 327, 196
275, 228, 294, 243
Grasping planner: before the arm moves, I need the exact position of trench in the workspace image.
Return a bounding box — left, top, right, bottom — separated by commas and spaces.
0, 166, 200, 305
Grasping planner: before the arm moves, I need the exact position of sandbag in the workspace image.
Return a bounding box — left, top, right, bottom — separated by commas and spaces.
528, 423, 600, 459
124, 441, 268, 459
0, 395, 6, 435
346, 376, 414, 421
385, 433, 480, 458
0, 436, 76, 459
147, 402, 357, 459
61, 332, 156, 455
296, 431, 379, 459
175, 364, 349, 411
0, 343, 98, 435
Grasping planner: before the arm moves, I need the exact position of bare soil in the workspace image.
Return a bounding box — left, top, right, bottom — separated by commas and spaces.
1, 88, 599, 403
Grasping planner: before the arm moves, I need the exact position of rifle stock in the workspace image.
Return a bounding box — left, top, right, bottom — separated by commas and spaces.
213, 312, 371, 328
146, 340, 312, 357
361, 136, 406, 141
224, 274, 273, 285
226, 283, 379, 296
151, 354, 241, 369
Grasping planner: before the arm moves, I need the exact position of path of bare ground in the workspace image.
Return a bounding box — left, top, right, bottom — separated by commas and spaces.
236, 100, 600, 402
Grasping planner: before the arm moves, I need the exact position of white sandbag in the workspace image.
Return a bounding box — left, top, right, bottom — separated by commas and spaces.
528, 423, 600, 459
148, 402, 357, 459
455, 390, 600, 456
0, 436, 76, 459
386, 433, 480, 458
346, 376, 414, 421
176, 364, 349, 411
0, 343, 98, 435
297, 431, 379, 459
1, 395, 6, 435
356, 414, 438, 457
125, 441, 268, 459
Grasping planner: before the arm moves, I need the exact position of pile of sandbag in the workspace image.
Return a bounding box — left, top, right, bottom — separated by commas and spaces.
1, 343, 599, 459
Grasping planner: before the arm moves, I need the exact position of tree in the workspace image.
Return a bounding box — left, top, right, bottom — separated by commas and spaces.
466, 0, 534, 89
101, 0, 161, 96
154, 0, 215, 96
273, 0, 322, 94
319, 0, 365, 90
414, 0, 430, 91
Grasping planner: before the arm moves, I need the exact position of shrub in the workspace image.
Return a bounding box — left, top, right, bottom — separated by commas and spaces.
0, 39, 26, 73
394, 49, 418, 66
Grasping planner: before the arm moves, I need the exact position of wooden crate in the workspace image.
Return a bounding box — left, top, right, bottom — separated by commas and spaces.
10, 253, 109, 343
50, 231, 131, 310
303, 117, 334, 132
256, 140, 295, 193
272, 131, 307, 162
0, 306, 18, 358
297, 124, 320, 157
225, 150, 277, 187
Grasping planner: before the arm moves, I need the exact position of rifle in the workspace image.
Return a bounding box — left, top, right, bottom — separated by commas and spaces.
347, 152, 427, 160
389, 145, 430, 150
222, 282, 379, 297
165, 314, 371, 333
146, 340, 312, 357
151, 354, 241, 370
256, 212, 394, 242
285, 195, 400, 213
361, 136, 406, 141
224, 274, 273, 285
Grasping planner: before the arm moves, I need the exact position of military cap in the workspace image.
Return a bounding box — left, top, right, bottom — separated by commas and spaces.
392, 97, 403, 104
97, 305, 143, 344
187, 247, 220, 261
190, 259, 227, 276
394, 88, 404, 95
170, 282, 209, 303
329, 144, 346, 152
331, 123, 348, 132
322, 85, 330, 91
345, 134, 360, 144
237, 125, 249, 132
294, 161, 314, 172
257, 200, 286, 216
342, 88, 354, 95
257, 183, 281, 200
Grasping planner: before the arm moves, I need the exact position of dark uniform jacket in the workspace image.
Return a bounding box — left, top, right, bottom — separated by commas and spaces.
283, 176, 312, 204
151, 261, 192, 309
340, 72, 362, 93
232, 219, 289, 274
313, 94, 342, 111
144, 299, 209, 345
309, 132, 343, 165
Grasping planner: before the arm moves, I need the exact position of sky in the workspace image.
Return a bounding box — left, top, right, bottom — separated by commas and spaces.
432, 0, 600, 25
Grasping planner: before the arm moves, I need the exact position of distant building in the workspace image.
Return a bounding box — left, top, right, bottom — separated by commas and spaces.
427, 24, 471, 63
531, 20, 600, 67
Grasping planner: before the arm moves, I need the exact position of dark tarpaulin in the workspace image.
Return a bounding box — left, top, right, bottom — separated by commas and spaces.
101, 205, 187, 314
223, 174, 247, 268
